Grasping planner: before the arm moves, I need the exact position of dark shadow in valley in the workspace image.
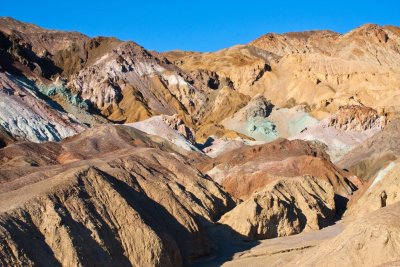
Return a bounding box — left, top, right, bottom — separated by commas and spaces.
196, 136, 215, 151
190, 223, 261, 267
0, 212, 62, 267
334, 194, 349, 220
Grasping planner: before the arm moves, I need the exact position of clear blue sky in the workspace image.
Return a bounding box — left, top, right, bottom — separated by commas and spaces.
2, 0, 400, 52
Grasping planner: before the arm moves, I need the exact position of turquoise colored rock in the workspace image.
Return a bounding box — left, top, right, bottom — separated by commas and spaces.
38, 84, 89, 110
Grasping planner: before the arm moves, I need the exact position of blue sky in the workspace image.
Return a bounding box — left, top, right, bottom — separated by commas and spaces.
2, 1, 400, 52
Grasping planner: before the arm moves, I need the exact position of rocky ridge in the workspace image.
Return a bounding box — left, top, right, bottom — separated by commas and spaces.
0, 124, 235, 266
219, 175, 336, 239
201, 138, 359, 200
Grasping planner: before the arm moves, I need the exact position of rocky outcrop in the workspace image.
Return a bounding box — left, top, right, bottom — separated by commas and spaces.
0, 17, 210, 130
201, 138, 359, 200
250, 30, 340, 56
0, 125, 236, 266
293, 105, 385, 162
345, 160, 400, 219
222, 95, 318, 142
68, 42, 208, 123
194, 86, 251, 143
0, 72, 85, 142
0, 125, 15, 148
163, 45, 275, 93
219, 175, 336, 239
328, 105, 385, 131
161, 114, 196, 144
337, 118, 400, 181
127, 115, 199, 152
0, 17, 255, 141
166, 24, 400, 120
230, 95, 273, 121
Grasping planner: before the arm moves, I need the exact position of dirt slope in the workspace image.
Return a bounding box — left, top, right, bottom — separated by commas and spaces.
0, 125, 235, 266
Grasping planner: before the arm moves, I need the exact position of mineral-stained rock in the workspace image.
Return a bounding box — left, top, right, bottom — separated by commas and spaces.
166, 24, 400, 119
337, 118, 400, 181
231, 95, 274, 121
293, 105, 385, 162
127, 114, 199, 153
202, 138, 359, 200
0, 72, 85, 142
161, 114, 196, 144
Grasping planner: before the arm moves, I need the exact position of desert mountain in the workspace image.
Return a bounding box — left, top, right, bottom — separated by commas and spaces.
0, 17, 249, 143
165, 24, 400, 120
1, 17, 398, 154
219, 175, 336, 239
0, 125, 235, 266
199, 138, 359, 200
1, 17, 400, 267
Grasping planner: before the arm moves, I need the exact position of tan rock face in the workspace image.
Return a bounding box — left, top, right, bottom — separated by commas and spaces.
250, 30, 340, 56
2, 17, 400, 266
327, 105, 384, 131
345, 160, 400, 219
0, 125, 235, 266
0, 18, 254, 141
230, 95, 274, 121
165, 24, 400, 121
292, 202, 400, 267
3, 18, 400, 146
161, 114, 196, 144
164, 45, 275, 94
219, 175, 336, 240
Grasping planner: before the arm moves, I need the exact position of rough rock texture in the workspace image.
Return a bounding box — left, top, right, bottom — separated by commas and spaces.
0, 125, 236, 266
0, 72, 85, 142
233, 95, 274, 121
250, 30, 340, 56
222, 95, 318, 142
219, 175, 336, 239
127, 115, 200, 153
327, 105, 385, 131
200, 138, 359, 200
292, 202, 400, 267
250, 25, 400, 116
161, 114, 196, 144
293, 105, 385, 162
166, 24, 400, 120
2, 17, 400, 147
201, 137, 264, 158
0, 125, 15, 148
337, 118, 400, 181
164, 45, 275, 94
0, 17, 252, 141
68, 41, 207, 123
345, 160, 400, 219
194, 86, 251, 143
0, 17, 208, 126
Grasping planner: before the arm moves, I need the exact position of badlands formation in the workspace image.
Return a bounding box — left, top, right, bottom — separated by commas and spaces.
0, 17, 400, 266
